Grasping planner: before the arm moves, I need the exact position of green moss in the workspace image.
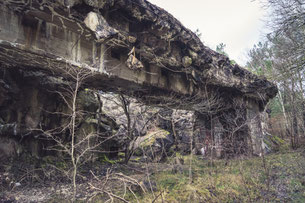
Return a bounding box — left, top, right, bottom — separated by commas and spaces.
99, 154, 117, 164
130, 156, 142, 162
140, 128, 170, 147
118, 152, 125, 158
271, 135, 285, 145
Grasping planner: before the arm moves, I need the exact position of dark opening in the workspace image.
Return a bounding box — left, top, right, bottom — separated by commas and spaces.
111, 49, 121, 60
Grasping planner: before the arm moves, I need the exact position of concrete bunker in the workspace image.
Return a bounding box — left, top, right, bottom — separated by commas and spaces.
0, 0, 277, 158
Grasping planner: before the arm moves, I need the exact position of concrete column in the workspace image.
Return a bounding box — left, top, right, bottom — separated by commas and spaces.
213, 117, 224, 158
246, 100, 264, 155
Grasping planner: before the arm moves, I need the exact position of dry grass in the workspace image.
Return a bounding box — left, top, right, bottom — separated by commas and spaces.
127, 148, 305, 202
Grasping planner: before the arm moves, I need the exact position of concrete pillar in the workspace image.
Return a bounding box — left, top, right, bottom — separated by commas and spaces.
193, 98, 268, 157
246, 100, 264, 155
213, 117, 224, 158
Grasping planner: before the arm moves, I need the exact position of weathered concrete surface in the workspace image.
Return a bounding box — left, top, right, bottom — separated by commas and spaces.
0, 0, 277, 107
0, 68, 119, 160
0, 0, 277, 157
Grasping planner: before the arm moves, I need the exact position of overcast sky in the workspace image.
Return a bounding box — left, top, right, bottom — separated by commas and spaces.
149, 0, 270, 66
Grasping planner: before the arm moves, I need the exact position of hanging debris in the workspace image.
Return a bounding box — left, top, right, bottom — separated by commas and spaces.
126, 47, 144, 70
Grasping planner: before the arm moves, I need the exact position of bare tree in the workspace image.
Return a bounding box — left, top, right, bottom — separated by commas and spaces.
100, 92, 159, 164
119, 94, 136, 164
248, 0, 305, 148
36, 66, 112, 201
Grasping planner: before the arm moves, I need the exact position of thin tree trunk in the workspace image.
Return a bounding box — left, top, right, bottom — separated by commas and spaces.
277, 90, 290, 137
171, 117, 178, 150
297, 72, 305, 134
120, 94, 133, 164
189, 115, 194, 184
290, 78, 299, 149
71, 73, 80, 201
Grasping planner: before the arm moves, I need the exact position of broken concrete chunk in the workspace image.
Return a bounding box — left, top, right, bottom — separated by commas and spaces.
182, 56, 192, 68
84, 12, 99, 31
126, 54, 144, 70
128, 36, 137, 44
188, 49, 198, 60
84, 12, 118, 42
126, 47, 144, 70
83, 0, 114, 8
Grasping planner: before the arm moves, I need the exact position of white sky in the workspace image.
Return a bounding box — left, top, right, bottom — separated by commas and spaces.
149, 0, 270, 66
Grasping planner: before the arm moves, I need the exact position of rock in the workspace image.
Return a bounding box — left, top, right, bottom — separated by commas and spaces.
84, 12, 118, 42
128, 36, 137, 44
172, 110, 194, 154
131, 127, 174, 161
188, 49, 198, 61
126, 54, 144, 70
182, 56, 192, 68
